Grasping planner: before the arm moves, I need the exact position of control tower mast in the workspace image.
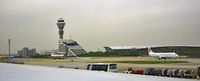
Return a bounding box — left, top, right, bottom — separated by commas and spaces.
56, 18, 66, 53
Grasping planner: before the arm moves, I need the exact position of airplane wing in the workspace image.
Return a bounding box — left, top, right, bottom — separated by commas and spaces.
0, 63, 198, 81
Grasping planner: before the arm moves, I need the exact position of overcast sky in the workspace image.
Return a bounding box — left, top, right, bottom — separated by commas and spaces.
0, 0, 200, 53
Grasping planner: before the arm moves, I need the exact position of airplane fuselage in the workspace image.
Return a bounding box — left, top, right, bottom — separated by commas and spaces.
148, 48, 179, 59
149, 52, 179, 59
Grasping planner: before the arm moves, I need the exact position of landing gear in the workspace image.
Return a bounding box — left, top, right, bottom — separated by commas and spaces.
158, 57, 166, 60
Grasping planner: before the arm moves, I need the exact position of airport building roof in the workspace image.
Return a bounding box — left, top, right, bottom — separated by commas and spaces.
104, 46, 147, 50
105, 45, 200, 50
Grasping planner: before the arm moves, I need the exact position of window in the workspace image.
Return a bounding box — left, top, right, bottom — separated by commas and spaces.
110, 64, 117, 69
91, 65, 108, 71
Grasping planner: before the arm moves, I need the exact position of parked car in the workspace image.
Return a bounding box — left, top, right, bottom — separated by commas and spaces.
155, 69, 162, 76
177, 69, 184, 78
162, 68, 169, 76
145, 68, 156, 75
167, 69, 173, 77
172, 69, 179, 77
198, 67, 200, 78
183, 69, 197, 78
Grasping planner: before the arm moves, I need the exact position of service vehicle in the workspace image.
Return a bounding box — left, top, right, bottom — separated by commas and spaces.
87, 63, 117, 72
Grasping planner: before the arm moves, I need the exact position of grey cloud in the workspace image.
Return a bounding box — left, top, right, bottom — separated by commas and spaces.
0, 0, 200, 53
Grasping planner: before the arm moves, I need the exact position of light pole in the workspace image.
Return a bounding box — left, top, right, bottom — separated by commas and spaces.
8, 37, 11, 60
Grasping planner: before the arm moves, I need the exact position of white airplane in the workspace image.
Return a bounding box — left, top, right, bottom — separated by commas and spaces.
51, 52, 65, 59
0, 63, 197, 81
148, 47, 179, 60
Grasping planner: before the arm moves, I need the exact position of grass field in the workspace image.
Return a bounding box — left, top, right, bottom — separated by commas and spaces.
90, 60, 188, 64
8, 56, 200, 73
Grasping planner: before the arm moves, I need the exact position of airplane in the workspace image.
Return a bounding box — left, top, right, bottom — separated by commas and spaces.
0, 63, 197, 81
51, 52, 65, 59
148, 47, 179, 60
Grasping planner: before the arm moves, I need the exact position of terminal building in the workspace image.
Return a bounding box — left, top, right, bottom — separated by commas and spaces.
64, 39, 85, 57
104, 46, 147, 56
51, 38, 85, 57
104, 46, 200, 57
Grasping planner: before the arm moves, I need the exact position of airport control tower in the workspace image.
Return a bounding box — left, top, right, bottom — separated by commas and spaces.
57, 18, 65, 39
57, 18, 66, 53
55, 18, 85, 57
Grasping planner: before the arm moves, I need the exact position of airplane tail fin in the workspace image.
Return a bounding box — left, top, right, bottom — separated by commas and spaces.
148, 47, 153, 53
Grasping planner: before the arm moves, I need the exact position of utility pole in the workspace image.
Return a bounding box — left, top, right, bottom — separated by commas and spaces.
8, 37, 11, 60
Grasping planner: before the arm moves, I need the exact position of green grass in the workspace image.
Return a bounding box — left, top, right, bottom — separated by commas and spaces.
13, 57, 189, 64
90, 60, 188, 64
